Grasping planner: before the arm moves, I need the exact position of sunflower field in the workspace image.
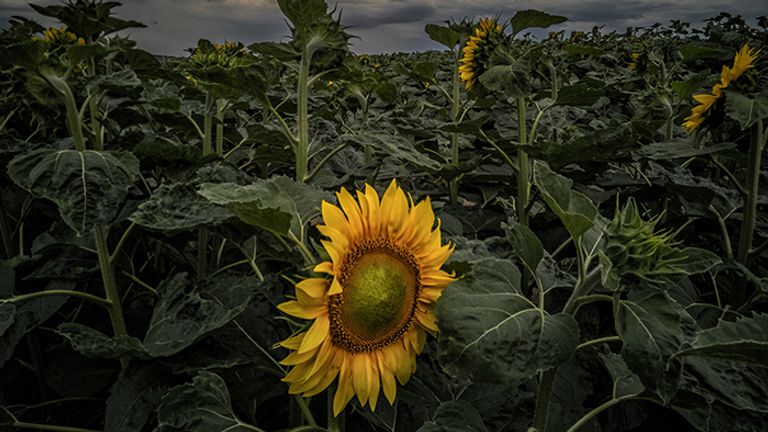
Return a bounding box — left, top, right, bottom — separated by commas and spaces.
1, 0, 767, 431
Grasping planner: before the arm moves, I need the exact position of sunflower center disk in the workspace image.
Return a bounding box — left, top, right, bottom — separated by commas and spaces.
335, 250, 418, 350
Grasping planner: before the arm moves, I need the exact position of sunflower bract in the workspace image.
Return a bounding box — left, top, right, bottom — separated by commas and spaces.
277, 180, 454, 415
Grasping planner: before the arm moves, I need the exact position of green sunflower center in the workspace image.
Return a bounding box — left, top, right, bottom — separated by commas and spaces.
329, 240, 420, 352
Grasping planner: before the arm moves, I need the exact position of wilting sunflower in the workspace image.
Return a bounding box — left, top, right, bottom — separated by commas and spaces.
683, 43, 760, 131
459, 18, 504, 90
278, 180, 454, 415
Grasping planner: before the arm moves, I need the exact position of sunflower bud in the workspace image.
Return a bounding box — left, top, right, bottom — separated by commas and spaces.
601, 198, 689, 288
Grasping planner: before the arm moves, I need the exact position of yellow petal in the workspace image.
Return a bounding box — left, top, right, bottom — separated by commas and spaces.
328, 278, 343, 295
378, 354, 397, 405
352, 354, 371, 406
313, 261, 335, 276
322, 200, 349, 236
278, 301, 324, 320
334, 355, 355, 416
337, 188, 364, 242
298, 313, 329, 354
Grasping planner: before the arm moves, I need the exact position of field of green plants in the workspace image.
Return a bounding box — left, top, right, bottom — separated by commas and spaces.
1, 0, 767, 431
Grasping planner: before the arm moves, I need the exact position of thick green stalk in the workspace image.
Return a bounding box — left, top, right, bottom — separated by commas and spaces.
202, 92, 214, 156
215, 98, 226, 156
734, 119, 765, 305
44, 72, 85, 151
93, 224, 127, 337
449, 49, 462, 204
517, 98, 529, 226
87, 60, 103, 151
296, 50, 311, 182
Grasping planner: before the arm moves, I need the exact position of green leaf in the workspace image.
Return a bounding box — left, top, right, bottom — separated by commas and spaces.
143, 274, 255, 357
510, 10, 567, 36
674, 247, 721, 275
344, 133, 442, 171
553, 82, 604, 107
478, 65, 530, 98
66, 43, 109, 65
198, 175, 330, 238
0, 303, 14, 336
0, 281, 68, 368
247, 41, 300, 61
504, 222, 543, 275
154, 371, 251, 432
417, 400, 488, 432
724, 91, 768, 130
599, 352, 644, 398
533, 161, 597, 239
436, 258, 579, 384
425, 24, 463, 49
636, 141, 737, 160
617, 291, 692, 403
130, 183, 233, 232
106, 364, 174, 432
674, 314, 768, 366
8, 149, 140, 236
57, 323, 148, 359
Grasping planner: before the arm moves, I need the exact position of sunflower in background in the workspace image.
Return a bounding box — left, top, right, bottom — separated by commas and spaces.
278, 180, 454, 415
459, 18, 505, 90
628, 52, 641, 70
683, 43, 760, 131
32, 26, 85, 46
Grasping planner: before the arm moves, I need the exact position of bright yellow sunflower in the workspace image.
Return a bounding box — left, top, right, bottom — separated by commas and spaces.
277, 180, 454, 416
459, 18, 504, 90
32, 27, 85, 46
683, 43, 761, 132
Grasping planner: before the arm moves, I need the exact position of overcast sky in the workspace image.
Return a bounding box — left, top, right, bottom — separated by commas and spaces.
0, 0, 764, 55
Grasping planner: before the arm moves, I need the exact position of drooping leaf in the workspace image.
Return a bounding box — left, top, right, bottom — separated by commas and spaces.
154, 371, 250, 432
417, 400, 488, 432
57, 323, 148, 359
725, 91, 768, 130
674, 314, 768, 366
0, 281, 68, 368
130, 183, 233, 233
142, 274, 255, 357
436, 258, 579, 384
510, 10, 567, 36
503, 221, 543, 275
533, 161, 597, 238
106, 363, 175, 432
617, 291, 693, 403
198, 175, 331, 239
599, 352, 645, 398
8, 149, 140, 236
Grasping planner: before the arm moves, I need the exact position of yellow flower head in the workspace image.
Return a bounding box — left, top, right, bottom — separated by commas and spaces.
730, 43, 760, 81
628, 52, 640, 70
684, 43, 761, 132
33, 27, 85, 46
459, 18, 504, 90
278, 180, 454, 415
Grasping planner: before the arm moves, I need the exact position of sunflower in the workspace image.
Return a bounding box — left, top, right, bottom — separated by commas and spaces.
684, 43, 760, 131
32, 27, 85, 46
459, 18, 504, 90
278, 180, 454, 415
628, 52, 640, 70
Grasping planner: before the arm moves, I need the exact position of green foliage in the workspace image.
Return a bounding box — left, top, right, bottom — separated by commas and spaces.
0, 2, 766, 431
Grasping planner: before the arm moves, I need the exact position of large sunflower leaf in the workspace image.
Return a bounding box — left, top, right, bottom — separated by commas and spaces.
425, 24, 462, 50
436, 258, 579, 384
154, 371, 250, 432
533, 161, 597, 239
673, 313, 768, 366
725, 91, 768, 130
616, 290, 694, 403
510, 10, 567, 36
143, 274, 255, 357
57, 323, 148, 359
105, 363, 174, 432
599, 352, 645, 399
417, 400, 488, 432
198, 175, 331, 239
8, 149, 139, 236
130, 183, 233, 233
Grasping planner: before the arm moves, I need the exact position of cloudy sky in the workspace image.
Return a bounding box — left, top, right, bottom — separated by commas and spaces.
0, 0, 764, 54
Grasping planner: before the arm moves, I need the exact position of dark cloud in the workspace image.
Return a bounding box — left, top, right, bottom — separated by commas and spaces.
344, 4, 437, 28
0, 0, 763, 55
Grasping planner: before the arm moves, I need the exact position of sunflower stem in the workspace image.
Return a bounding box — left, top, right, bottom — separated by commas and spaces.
94, 224, 128, 338
203, 91, 214, 156
294, 396, 318, 428
215, 98, 226, 155
449, 48, 462, 205
43, 70, 85, 151
296, 48, 311, 183
517, 97, 529, 226
734, 119, 764, 306
532, 368, 557, 431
